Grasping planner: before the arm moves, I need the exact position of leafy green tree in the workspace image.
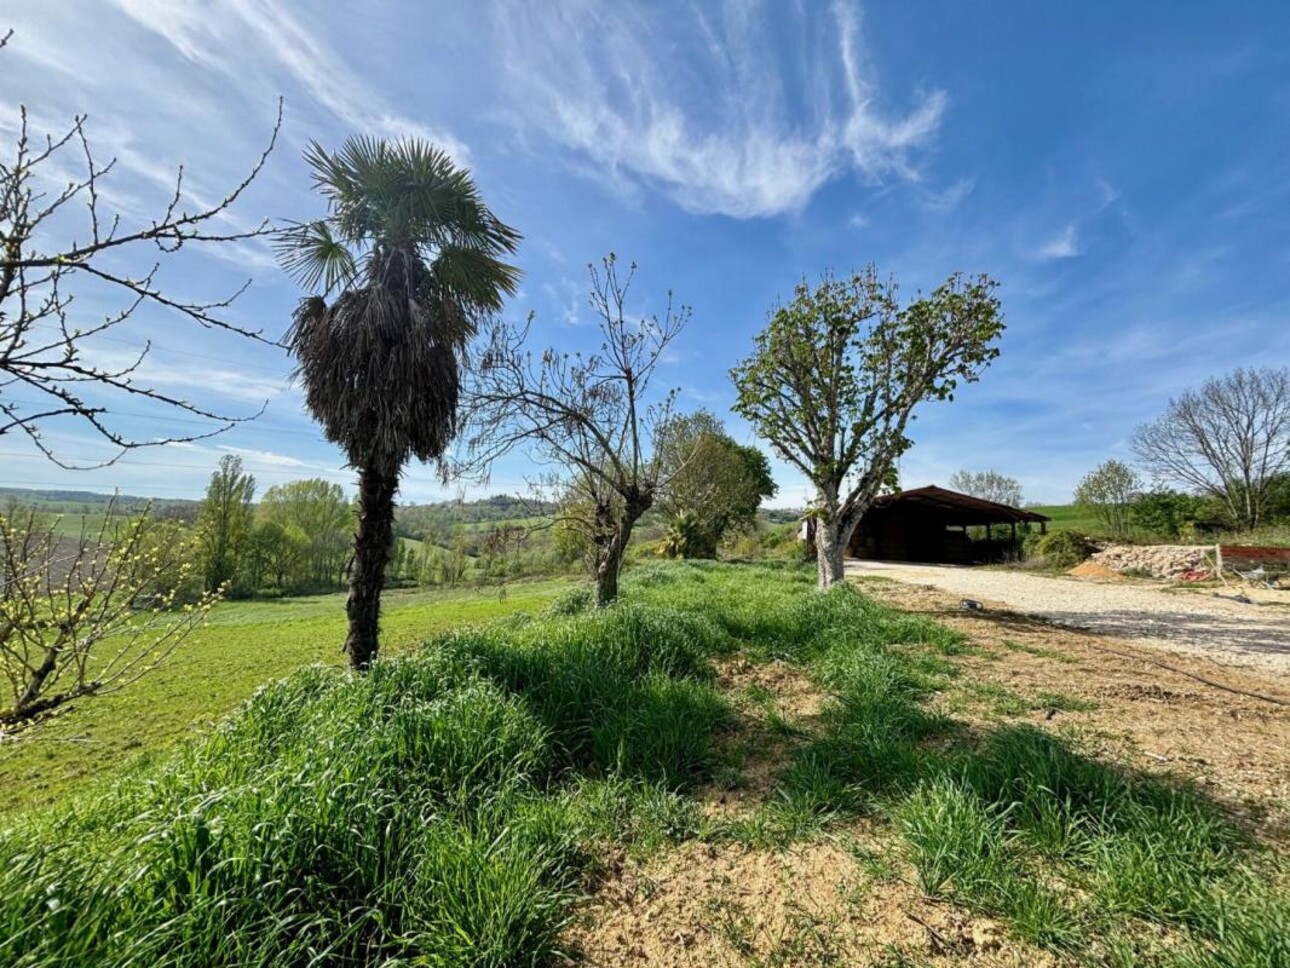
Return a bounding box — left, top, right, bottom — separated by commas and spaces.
655, 410, 777, 557
258, 479, 351, 589
197, 455, 256, 594
731, 267, 1003, 588
1129, 489, 1206, 540
1265, 472, 1290, 523
243, 521, 308, 593
1073, 459, 1141, 540
278, 137, 520, 669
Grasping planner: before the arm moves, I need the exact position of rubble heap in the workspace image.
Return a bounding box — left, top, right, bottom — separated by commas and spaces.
1088, 543, 1215, 580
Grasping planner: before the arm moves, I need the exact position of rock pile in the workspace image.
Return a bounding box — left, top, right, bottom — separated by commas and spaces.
1088, 543, 1216, 580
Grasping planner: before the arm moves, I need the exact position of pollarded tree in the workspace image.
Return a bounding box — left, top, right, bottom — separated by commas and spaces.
1073, 459, 1141, 540
947, 469, 1024, 508
465, 255, 687, 605
732, 267, 1003, 589
278, 138, 520, 669
1132, 367, 1290, 531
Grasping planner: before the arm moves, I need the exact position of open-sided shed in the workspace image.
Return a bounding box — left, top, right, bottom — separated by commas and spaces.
846, 485, 1050, 564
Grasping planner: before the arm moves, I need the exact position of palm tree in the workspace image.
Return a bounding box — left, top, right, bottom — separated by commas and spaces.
278, 138, 520, 670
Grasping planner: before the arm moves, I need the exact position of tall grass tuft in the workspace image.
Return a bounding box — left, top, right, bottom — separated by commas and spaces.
0, 582, 733, 966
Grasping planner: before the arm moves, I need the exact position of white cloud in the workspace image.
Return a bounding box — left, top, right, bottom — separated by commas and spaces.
1037, 224, 1081, 259
493, 1, 947, 218
921, 178, 975, 213
108, 0, 470, 163
78, 344, 291, 406
216, 444, 305, 468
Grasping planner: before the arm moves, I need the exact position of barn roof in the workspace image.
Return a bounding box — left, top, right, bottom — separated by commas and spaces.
869, 485, 1050, 525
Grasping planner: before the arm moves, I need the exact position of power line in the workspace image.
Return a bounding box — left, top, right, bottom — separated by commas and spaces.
2, 397, 324, 439
21, 322, 291, 377
0, 451, 346, 473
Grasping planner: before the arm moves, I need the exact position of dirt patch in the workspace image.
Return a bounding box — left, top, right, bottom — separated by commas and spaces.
861, 580, 1290, 839
1105, 683, 1204, 704
1067, 561, 1125, 581
701, 657, 830, 819
565, 833, 1061, 967
715, 656, 829, 720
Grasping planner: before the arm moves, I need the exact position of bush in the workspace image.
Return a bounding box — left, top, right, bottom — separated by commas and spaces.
1036, 530, 1094, 568
1130, 490, 1207, 540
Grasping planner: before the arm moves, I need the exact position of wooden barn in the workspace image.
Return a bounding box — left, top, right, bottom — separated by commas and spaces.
845, 486, 1050, 565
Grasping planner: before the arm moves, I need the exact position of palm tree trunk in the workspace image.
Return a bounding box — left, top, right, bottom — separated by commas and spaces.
345, 464, 397, 670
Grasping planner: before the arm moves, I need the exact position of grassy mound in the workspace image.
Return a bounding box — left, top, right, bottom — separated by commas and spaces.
0, 560, 1283, 966
0, 590, 730, 967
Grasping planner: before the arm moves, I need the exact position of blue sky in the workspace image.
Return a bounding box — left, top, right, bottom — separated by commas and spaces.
3, 1, 1288, 507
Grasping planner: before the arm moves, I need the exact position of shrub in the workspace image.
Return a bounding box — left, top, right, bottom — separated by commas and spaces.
1037, 530, 1094, 568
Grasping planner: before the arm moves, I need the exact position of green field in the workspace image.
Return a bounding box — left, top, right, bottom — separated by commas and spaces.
0, 578, 570, 814
1029, 504, 1103, 533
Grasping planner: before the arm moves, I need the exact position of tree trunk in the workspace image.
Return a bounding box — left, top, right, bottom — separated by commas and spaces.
345, 464, 398, 671
594, 500, 647, 606
815, 518, 846, 590
595, 534, 624, 607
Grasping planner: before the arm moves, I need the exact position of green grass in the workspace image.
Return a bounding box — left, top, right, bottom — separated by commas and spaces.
1030, 504, 1102, 532
0, 570, 730, 967
952, 681, 1098, 717
0, 561, 1283, 966
999, 638, 1081, 663
0, 579, 571, 814
744, 580, 1287, 964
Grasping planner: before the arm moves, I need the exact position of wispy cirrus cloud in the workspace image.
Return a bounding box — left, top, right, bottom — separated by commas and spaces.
109, 0, 469, 161
921, 178, 975, 213
492, 0, 947, 218
1036, 224, 1081, 259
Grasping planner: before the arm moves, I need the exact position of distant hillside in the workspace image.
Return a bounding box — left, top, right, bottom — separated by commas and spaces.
393, 495, 558, 541
0, 487, 200, 518
3, 487, 804, 539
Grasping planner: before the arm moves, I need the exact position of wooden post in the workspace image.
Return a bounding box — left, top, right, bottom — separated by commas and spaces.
1010, 521, 1017, 561
985, 522, 992, 563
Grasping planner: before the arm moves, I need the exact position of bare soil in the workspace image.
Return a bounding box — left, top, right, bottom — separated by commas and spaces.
862, 578, 1290, 840
566, 833, 1059, 967
846, 559, 1290, 674
564, 578, 1290, 966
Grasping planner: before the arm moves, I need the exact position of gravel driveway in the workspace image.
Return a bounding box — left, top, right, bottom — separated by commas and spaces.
846, 560, 1290, 675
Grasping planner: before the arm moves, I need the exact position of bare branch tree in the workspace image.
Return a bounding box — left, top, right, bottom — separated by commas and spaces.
463, 255, 689, 604
1, 40, 281, 466
1132, 367, 1290, 531
0, 500, 221, 731
947, 469, 1023, 508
